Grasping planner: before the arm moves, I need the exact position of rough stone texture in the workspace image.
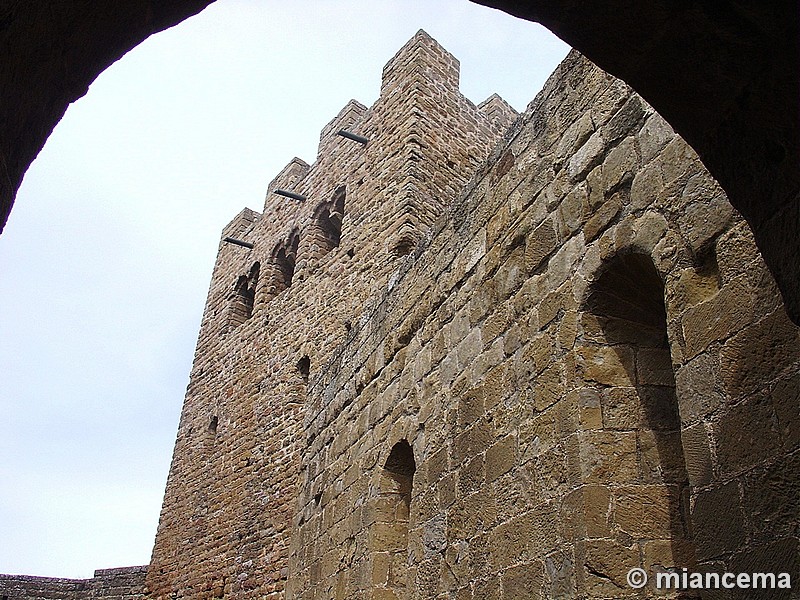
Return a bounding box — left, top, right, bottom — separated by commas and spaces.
0, 0, 798, 326
5, 30, 799, 600
145, 31, 515, 600
0, 567, 146, 600
279, 42, 797, 599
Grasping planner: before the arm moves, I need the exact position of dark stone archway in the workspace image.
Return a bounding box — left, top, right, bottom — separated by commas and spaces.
1, 0, 797, 322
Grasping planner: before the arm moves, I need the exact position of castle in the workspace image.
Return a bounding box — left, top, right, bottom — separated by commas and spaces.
2, 30, 798, 600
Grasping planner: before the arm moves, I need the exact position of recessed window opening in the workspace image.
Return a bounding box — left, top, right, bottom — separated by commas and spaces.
208, 415, 218, 434
371, 439, 416, 595
391, 234, 417, 258
693, 245, 721, 296
272, 230, 300, 295
311, 187, 346, 258
228, 261, 260, 326
297, 355, 310, 383
586, 252, 695, 572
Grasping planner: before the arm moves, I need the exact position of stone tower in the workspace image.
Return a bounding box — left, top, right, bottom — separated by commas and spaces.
3, 26, 796, 600
145, 30, 516, 600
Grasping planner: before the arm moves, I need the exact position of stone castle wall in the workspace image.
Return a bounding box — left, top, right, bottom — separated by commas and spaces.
0, 567, 146, 600
286, 50, 800, 598
145, 31, 516, 600
4, 31, 797, 600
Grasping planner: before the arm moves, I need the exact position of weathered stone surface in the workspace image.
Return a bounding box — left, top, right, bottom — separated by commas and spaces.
714, 394, 781, 476
719, 308, 800, 398
681, 279, 754, 358
692, 481, 746, 561
0, 567, 147, 600
680, 422, 712, 487
567, 132, 606, 182
583, 193, 622, 242
7, 28, 798, 600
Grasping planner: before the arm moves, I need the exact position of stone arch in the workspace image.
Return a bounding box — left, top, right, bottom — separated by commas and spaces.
1, 1, 798, 324
227, 261, 260, 327
309, 186, 346, 258
578, 249, 696, 591
370, 439, 416, 598
263, 229, 300, 302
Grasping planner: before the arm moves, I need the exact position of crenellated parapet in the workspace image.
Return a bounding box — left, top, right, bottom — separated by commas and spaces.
146, 30, 515, 600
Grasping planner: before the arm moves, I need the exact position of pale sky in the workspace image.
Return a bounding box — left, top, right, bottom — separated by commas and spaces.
0, 0, 569, 579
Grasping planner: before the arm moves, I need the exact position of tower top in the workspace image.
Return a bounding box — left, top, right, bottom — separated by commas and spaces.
381, 29, 460, 95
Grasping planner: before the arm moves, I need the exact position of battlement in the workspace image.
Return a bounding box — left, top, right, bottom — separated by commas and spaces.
146, 32, 515, 599
381, 29, 460, 95
316, 99, 368, 160
4, 23, 795, 600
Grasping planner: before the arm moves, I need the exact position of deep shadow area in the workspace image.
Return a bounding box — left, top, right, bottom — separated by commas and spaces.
587, 252, 698, 581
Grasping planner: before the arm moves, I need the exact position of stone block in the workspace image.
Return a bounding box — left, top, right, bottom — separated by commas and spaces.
481, 302, 512, 346
637, 428, 688, 484
657, 137, 698, 184
371, 552, 391, 586
437, 472, 456, 509
567, 131, 606, 182
558, 181, 588, 235
714, 394, 780, 476
584, 193, 623, 242
525, 218, 558, 274
488, 512, 536, 569
714, 220, 757, 281
741, 451, 800, 542
678, 175, 735, 253
580, 430, 638, 484
636, 348, 675, 386
637, 112, 674, 165
674, 353, 724, 423
578, 387, 603, 430
576, 345, 635, 387
533, 363, 564, 412
681, 279, 754, 359
613, 484, 675, 539
680, 423, 713, 487
457, 454, 485, 496
473, 575, 501, 599
603, 96, 647, 145
582, 539, 640, 596
668, 266, 720, 310
728, 537, 799, 600
600, 387, 639, 430
722, 308, 800, 399
543, 550, 577, 598
555, 112, 595, 164
630, 161, 665, 211
519, 411, 557, 461
370, 523, 408, 552
692, 481, 746, 560
632, 211, 668, 254
457, 389, 484, 429
485, 435, 517, 483
582, 485, 611, 538
601, 136, 638, 194
642, 538, 696, 573
502, 561, 544, 600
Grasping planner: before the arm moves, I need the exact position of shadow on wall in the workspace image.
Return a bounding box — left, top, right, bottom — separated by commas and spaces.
584, 251, 698, 579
